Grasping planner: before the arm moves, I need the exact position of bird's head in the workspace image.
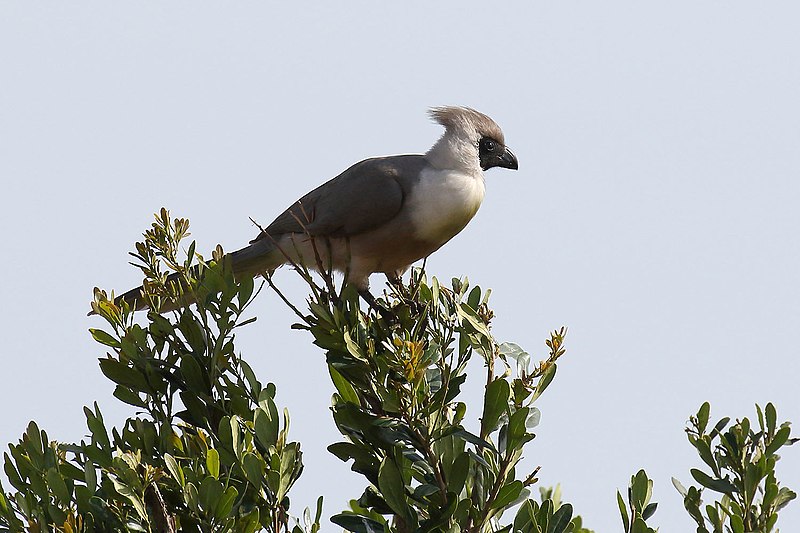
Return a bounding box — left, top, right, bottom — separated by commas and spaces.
426, 106, 518, 174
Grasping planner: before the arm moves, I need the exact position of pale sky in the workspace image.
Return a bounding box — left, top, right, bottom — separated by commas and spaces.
1, 3, 798, 531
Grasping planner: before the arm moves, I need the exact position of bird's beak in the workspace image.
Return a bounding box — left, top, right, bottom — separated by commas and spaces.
497, 147, 518, 170
480, 145, 519, 171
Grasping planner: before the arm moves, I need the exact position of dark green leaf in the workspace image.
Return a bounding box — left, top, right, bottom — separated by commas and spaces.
481, 379, 510, 437
690, 469, 737, 495
198, 476, 224, 514
766, 402, 777, 436
448, 452, 471, 497
491, 481, 523, 510
765, 426, 791, 456
697, 402, 710, 433
215, 486, 238, 519
112, 385, 147, 408
378, 457, 412, 526
549, 503, 573, 533
180, 355, 207, 393
329, 514, 385, 533
642, 502, 657, 520
242, 452, 264, 486
617, 491, 629, 531
45, 469, 70, 504
452, 429, 497, 454
99, 359, 149, 391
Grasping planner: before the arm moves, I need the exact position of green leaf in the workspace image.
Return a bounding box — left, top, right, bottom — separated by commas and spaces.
693, 438, 718, 476
46, 468, 70, 504
89, 328, 120, 348
206, 448, 220, 479
237, 276, 255, 309
697, 402, 710, 433
180, 355, 207, 393
184, 482, 199, 512
467, 286, 482, 310
617, 490, 629, 532
507, 407, 531, 451
630, 516, 653, 533
481, 379, 510, 437
84, 405, 111, 452
330, 514, 385, 533
242, 452, 264, 486
765, 426, 791, 456
775, 486, 797, 511
531, 364, 557, 402
99, 359, 149, 391
277, 443, 299, 502
112, 385, 147, 408
199, 476, 224, 515
451, 429, 496, 453
549, 503, 573, 533
630, 470, 652, 510
240, 360, 261, 396
449, 452, 471, 497
84, 460, 97, 493
215, 486, 238, 519
164, 453, 184, 487
329, 365, 360, 405
112, 478, 147, 521
458, 302, 492, 339
765, 402, 777, 436
514, 500, 537, 531
730, 514, 744, 533
499, 342, 529, 367
343, 330, 367, 361
491, 480, 524, 510
690, 469, 737, 495
378, 456, 413, 526
255, 406, 279, 448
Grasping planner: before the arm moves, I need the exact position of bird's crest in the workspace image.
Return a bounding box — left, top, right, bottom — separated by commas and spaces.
429, 106, 505, 144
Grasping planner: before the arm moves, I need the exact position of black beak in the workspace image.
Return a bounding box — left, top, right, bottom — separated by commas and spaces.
498, 147, 518, 170
481, 146, 519, 171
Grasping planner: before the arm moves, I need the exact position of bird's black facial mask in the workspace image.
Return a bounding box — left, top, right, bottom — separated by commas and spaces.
478, 137, 518, 171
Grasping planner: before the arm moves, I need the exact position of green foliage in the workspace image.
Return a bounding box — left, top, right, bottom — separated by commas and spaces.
617, 471, 658, 533
0, 209, 796, 533
0, 210, 315, 533
672, 402, 797, 533
277, 242, 576, 532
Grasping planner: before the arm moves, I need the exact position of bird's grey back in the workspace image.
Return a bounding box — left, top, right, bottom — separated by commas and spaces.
229, 154, 429, 277
254, 154, 428, 240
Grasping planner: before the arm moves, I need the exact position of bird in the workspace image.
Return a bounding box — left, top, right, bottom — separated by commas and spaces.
112, 106, 518, 313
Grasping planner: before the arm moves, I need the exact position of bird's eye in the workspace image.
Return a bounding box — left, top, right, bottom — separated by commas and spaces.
480, 138, 497, 152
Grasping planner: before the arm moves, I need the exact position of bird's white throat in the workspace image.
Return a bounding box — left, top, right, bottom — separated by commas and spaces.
407, 167, 486, 244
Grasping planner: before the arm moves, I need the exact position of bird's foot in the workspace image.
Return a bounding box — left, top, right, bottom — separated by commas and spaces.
358, 289, 398, 326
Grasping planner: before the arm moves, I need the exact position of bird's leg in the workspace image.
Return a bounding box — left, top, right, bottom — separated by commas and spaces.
387, 273, 406, 298
358, 288, 397, 325
386, 272, 424, 315
358, 288, 384, 313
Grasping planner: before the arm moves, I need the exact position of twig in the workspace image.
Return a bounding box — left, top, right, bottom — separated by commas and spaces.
144, 481, 176, 533
265, 274, 308, 323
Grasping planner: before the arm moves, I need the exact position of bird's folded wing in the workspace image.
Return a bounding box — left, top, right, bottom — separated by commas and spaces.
252, 155, 425, 241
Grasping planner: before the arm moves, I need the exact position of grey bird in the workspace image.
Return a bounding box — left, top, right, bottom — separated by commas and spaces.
115, 106, 517, 311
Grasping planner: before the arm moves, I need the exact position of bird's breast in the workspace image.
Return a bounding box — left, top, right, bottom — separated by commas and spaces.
406, 168, 486, 245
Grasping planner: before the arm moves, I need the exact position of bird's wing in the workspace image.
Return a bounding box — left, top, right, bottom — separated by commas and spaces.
251, 155, 426, 242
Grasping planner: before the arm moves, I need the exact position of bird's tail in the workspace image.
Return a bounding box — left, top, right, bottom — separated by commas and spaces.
92, 239, 285, 315
228, 239, 283, 279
